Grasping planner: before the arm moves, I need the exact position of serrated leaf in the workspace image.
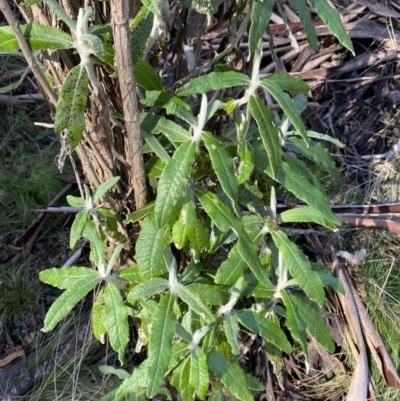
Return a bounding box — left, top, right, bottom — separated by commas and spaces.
92, 289, 106, 342
141, 91, 196, 126
176, 71, 250, 97
127, 278, 169, 303
186, 283, 225, 305
172, 196, 196, 249
39, 266, 100, 289
82, 220, 106, 267
140, 113, 191, 144
124, 201, 155, 224
249, 0, 275, 55
259, 79, 307, 142
188, 216, 210, 261
104, 282, 129, 364
117, 264, 141, 282
66, 195, 85, 208
308, 0, 354, 54
312, 263, 345, 295
288, 0, 318, 51
214, 244, 247, 285
142, 130, 171, 163
190, 349, 209, 399
279, 206, 330, 227
155, 140, 196, 227
271, 230, 325, 306
116, 360, 149, 400
130, 6, 153, 64
281, 291, 334, 361
136, 214, 170, 280
234, 309, 292, 354
54, 65, 88, 149
223, 313, 240, 355
70, 209, 89, 249
93, 176, 120, 204
287, 130, 345, 148
285, 137, 339, 181
208, 350, 254, 401
242, 274, 275, 299
268, 162, 341, 229
169, 343, 189, 370
249, 96, 282, 179
202, 131, 239, 213
176, 283, 215, 324
135, 59, 164, 91
0, 23, 73, 52
180, 358, 196, 401
245, 373, 265, 391
41, 276, 101, 332
265, 72, 310, 93
147, 294, 176, 397
237, 138, 254, 184
195, 186, 272, 287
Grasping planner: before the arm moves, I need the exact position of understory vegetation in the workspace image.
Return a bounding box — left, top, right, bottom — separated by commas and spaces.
0, 0, 399, 400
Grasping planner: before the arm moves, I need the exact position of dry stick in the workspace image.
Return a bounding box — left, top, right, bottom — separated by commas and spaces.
0, 0, 57, 107
110, 0, 148, 210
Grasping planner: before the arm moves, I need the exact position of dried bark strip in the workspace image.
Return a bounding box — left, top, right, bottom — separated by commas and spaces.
110, 0, 148, 210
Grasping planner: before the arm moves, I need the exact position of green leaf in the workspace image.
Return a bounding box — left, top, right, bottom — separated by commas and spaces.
281, 291, 334, 360
285, 137, 339, 180
208, 350, 254, 401
179, 358, 196, 401
39, 266, 100, 289
202, 131, 239, 213
176, 283, 215, 324
0, 67, 30, 94
98, 364, 129, 380
147, 294, 176, 397
245, 373, 265, 391
135, 214, 170, 280
104, 282, 129, 364
269, 162, 341, 229
41, 275, 101, 332
249, 0, 275, 55
237, 138, 254, 184
214, 244, 247, 285
265, 72, 310, 93
190, 349, 209, 399
154, 140, 196, 227
271, 230, 325, 306
70, 209, 89, 249
308, 0, 354, 54
312, 263, 345, 295
279, 206, 331, 227
92, 289, 106, 342
0, 23, 73, 52
234, 309, 292, 353
117, 264, 141, 282
249, 95, 282, 179
125, 201, 155, 224
287, 130, 345, 148
54, 65, 88, 149
82, 220, 106, 267
116, 360, 149, 400
93, 176, 120, 204
140, 113, 191, 144
141, 91, 196, 126
127, 278, 169, 303
130, 6, 153, 64
66, 195, 85, 208
142, 130, 171, 163
188, 216, 210, 261
176, 71, 250, 97
135, 59, 164, 90
223, 313, 240, 355
172, 195, 197, 249
186, 283, 225, 305
259, 79, 307, 142
288, 0, 318, 51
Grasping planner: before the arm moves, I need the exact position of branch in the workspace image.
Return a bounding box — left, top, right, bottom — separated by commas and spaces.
0, 0, 58, 107
110, 0, 148, 210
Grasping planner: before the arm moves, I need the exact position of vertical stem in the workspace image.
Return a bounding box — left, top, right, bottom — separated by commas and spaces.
0, 0, 58, 107
110, 0, 148, 210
